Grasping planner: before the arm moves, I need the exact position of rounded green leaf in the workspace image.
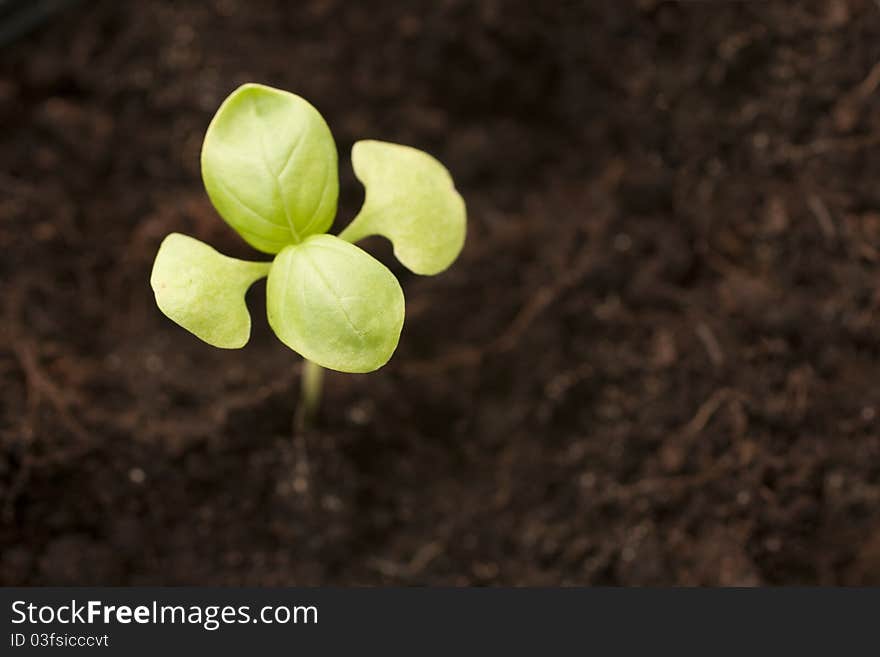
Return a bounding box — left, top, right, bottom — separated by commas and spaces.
150, 233, 270, 348
201, 83, 338, 253
337, 140, 466, 275
266, 234, 405, 373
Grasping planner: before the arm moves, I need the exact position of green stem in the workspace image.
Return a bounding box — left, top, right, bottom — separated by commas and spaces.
295, 359, 324, 431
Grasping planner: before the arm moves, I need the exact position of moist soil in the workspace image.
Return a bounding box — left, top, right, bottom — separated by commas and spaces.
1, 0, 880, 585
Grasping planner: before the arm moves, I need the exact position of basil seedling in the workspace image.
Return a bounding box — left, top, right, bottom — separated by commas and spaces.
151, 83, 466, 424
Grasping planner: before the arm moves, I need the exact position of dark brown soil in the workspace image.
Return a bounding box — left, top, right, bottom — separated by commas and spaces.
1, 0, 879, 586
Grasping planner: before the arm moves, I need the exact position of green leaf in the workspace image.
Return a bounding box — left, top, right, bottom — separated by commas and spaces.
201, 83, 338, 253
150, 233, 270, 348
266, 235, 405, 373
337, 140, 466, 275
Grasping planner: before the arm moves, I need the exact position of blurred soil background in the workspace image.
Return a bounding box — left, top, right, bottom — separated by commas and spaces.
1, 0, 880, 585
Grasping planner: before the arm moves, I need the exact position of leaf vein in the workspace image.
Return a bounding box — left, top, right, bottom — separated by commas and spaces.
213, 178, 285, 237
250, 96, 300, 242
303, 251, 366, 340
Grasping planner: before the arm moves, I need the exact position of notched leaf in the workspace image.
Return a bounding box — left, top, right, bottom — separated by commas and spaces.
266, 234, 405, 373
338, 140, 466, 275
201, 83, 339, 253
150, 233, 271, 348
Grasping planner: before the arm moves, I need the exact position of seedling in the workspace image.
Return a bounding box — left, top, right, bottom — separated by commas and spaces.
150, 83, 466, 427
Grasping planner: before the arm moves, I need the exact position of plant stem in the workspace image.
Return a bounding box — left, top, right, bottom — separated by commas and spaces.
295, 359, 324, 431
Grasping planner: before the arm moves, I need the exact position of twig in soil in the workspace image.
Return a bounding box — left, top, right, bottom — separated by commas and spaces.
539, 361, 596, 421
3, 282, 91, 519
832, 60, 880, 131
682, 388, 746, 438
133, 373, 296, 445
775, 132, 880, 163
848, 60, 880, 100
369, 542, 444, 579
402, 239, 597, 376
598, 456, 737, 505
8, 335, 88, 443
807, 195, 837, 240
695, 322, 725, 368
